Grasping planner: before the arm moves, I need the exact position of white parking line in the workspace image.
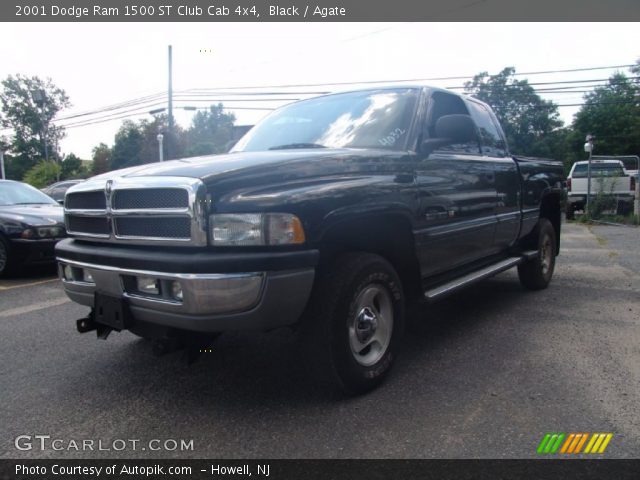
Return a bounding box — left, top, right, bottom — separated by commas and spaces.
0, 296, 71, 318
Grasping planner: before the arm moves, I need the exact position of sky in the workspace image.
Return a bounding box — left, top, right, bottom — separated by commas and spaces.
0, 22, 638, 159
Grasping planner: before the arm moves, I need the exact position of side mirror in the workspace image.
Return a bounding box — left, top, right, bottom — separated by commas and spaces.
420, 114, 478, 157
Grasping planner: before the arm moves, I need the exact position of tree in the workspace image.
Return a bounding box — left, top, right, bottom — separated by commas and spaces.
185, 104, 235, 157
23, 161, 60, 188
0, 74, 70, 180
464, 67, 563, 157
571, 72, 640, 161
110, 115, 188, 170
110, 120, 144, 170
60, 153, 87, 179
100, 104, 235, 172
91, 143, 111, 175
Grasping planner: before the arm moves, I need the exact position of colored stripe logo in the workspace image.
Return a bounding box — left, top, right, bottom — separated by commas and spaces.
537, 433, 613, 454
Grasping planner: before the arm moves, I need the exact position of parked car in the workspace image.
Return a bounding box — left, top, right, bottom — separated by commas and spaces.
57, 86, 564, 394
42, 180, 84, 204
566, 159, 635, 219
0, 180, 67, 276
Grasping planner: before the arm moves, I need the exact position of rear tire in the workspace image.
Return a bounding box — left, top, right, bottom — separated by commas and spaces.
300, 252, 405, 395
518, 219, 556, 290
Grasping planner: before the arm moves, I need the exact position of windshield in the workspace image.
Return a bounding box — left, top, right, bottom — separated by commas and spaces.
572, 163, 625, 178
0, 182, 59, 206
232, 88, 419, 152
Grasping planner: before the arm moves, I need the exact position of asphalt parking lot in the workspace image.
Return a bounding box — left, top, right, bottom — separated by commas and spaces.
1, 222, 638, 459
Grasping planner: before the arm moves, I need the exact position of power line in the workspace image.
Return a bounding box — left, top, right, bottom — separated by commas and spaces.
50, 65, 637, 124
54, 90, 327, 122
61, 106, 275, 129
2, 65, 636, 134
56, 99, 287, 128
182, 65, 637, 91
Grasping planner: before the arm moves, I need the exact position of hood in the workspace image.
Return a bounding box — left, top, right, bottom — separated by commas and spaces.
0, 204, 64, 226
90, 148, 403, 184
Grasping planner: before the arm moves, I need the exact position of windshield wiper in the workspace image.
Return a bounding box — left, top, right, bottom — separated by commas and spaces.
268, 143, 326, 150
13, 202, 49, 205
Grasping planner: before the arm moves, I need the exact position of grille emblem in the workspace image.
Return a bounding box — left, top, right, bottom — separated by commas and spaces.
105, 179, 114, 198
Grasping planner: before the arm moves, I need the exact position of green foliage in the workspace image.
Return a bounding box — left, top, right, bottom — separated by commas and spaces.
23, 160, 60, 188
0, 74, 70, 180
107, 107, 235, 171
570, 72, 640, 162
185, 104, 235, 157
110, 120, 145, 170
464, 67, 563, 157
60, 153, 87, 179
91, 143, 111, 175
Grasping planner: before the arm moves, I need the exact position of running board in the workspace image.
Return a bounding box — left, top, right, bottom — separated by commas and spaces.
424, 251, 537, 302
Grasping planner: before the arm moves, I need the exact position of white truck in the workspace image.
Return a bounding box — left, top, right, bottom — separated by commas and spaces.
566, 159, 636, 219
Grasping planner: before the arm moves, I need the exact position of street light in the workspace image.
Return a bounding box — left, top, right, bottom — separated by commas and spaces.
149, 106, 197, 115
157, 133, 164, 162
584, 134, 595, 215
149, 107, 195, 163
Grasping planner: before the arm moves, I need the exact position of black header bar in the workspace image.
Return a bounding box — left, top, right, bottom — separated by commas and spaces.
3, 0, 640, 22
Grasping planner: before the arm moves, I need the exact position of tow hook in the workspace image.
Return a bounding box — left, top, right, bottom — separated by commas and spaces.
76, 310, 114, 340
76, 316, 96, 334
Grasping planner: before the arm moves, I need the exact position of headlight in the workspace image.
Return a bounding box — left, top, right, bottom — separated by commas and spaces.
210, 213, 306, 246
22, 226, 64, 239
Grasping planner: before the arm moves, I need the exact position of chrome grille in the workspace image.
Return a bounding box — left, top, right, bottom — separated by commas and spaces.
114, 217, 191, 239
63, 177, 208, 247
66, 191, 106, 210
67, 216, 110, 236
113, 188, 189, 210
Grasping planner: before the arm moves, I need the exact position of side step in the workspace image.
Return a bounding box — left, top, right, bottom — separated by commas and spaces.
424, 251, 538, 302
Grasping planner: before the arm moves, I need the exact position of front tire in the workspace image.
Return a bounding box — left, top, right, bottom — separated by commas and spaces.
301, 252, 405, 395
0, 236, 13, 277
518, 218, 557, 290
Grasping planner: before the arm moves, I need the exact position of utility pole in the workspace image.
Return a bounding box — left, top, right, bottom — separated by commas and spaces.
0, 149, 5, 179
167, 45, 174, 160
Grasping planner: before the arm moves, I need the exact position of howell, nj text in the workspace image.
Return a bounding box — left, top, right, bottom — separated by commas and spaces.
207, 464, 270, 476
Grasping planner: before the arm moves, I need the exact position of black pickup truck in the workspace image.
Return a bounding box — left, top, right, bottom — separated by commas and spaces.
56, 86, 564, 394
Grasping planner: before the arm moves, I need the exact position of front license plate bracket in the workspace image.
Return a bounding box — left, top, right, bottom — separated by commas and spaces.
94, 293, 131, 330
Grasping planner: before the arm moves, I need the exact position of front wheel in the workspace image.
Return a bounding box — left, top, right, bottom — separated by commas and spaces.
0, 236, 13, 277
301, 252, 405, 395
518, 218, 557, 290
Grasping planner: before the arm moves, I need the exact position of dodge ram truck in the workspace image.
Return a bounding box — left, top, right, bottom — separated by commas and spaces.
56, 86, 564, 394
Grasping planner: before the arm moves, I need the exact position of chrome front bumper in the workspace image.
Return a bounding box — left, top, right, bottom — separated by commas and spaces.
57, 258, 315, 332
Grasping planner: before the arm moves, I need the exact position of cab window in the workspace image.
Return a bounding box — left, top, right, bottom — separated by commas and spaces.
425, 92, 480, 155
466, 100, 507, 157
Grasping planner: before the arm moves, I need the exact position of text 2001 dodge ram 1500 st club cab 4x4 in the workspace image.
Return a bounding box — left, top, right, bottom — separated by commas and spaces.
56, 86, 564, 394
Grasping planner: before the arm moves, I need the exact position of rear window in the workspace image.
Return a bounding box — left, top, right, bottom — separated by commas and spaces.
571, 163, 625, 178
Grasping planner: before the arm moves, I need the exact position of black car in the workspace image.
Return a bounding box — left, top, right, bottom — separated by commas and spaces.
42, 179, 84, 204
0, 180, 66, 276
